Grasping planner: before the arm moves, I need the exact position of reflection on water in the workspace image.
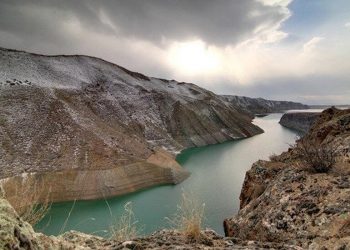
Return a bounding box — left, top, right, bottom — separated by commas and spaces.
36, 113, 299, 236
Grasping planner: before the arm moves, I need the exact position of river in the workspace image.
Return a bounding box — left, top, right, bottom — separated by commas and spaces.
36, 112, 299, 237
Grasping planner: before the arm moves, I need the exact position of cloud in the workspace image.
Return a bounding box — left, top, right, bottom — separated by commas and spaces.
0, 0, 291, 47
345, 22, 350, 28
302, 37, 324, 53
0, 0, 349, 105
215, 74, 350, 105
0, 0, 293, 79
258, 0, 292, 7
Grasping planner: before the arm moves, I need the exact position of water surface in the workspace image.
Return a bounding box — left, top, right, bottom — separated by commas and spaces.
36, 113, 299, 236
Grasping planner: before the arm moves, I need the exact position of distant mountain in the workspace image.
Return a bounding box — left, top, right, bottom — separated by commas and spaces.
221, 95, 309, 116
0, 47, 262, 202
309, 105, 350, 109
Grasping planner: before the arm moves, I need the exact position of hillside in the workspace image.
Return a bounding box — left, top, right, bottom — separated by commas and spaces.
0, 47, 263, 202
222, 95, 309, 116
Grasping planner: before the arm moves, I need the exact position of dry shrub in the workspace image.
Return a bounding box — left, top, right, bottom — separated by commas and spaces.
3, 177, 51, 225
108, 201, 140, 242
338, 213, 350, 237
167, 191, 205, 242
269, 153, 279, 161
59, 199, 77, 234
295, 140, 337, 173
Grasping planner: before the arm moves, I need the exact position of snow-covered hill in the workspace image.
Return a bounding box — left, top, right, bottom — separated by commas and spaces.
222, 95, 309, 116
0, 48, 262, 201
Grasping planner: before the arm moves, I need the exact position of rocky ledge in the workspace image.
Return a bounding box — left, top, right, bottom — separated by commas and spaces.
279, 112, 320, 135
224, 108, 350, 249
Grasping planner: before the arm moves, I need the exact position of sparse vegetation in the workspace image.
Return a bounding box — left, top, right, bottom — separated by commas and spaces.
269, 153, 279, 161
109, 201, 140, 242
339, 213, 350, 237
2, 177, 51, 225
0, 116, 7, 126
296, 140, 337, 173
166, 191, 205, 242
59, 199, 77, 234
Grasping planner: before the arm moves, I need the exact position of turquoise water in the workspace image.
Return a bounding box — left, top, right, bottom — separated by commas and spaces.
36, 113, 298, 237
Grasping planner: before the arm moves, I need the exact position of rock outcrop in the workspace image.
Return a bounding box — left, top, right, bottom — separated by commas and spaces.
0, 47, 263, 202
222, 95, 309, 116
224, 108, 350, 248
279, 112, 320, 135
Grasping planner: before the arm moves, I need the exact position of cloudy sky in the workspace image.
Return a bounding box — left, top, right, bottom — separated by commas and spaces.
0, 0, 349, 104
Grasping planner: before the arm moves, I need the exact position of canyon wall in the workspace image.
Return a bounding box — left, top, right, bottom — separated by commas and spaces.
279, 112, 320, 135
0, 47, 262, 202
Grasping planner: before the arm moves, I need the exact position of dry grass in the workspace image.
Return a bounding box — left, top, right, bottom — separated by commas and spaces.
269, 153, 279, 161
2, 177, 51, 225
0, 116, 6, 126
59, 199, 77, 234
166, 191, 205, 242
108, 201, 140, 242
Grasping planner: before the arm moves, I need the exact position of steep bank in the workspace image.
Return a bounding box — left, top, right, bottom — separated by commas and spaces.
1, 150, 190, 202
224, 108, 350, 248
221, 95, 309, 116
0, 47, 263, 202
279, 112, 320, 135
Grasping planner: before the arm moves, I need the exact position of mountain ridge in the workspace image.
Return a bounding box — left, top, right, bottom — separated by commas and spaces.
222, 95, 309, 116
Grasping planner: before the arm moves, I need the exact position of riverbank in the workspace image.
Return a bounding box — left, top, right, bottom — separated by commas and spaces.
279, 112, 320, 135
35, 113, 298, 236
1, 149, 189, 203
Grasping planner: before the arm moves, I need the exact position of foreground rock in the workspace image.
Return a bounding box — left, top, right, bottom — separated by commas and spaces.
0, 196, 302, 249
222, 95, 309, 116
0, 47, 262, 202
224, 108, 350, 248
279, 112, 320, 135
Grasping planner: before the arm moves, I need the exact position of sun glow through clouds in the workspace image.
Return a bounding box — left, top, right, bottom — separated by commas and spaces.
168, 40, 220, 75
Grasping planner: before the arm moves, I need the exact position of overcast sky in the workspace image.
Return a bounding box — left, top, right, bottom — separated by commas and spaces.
0, 0, 349, 104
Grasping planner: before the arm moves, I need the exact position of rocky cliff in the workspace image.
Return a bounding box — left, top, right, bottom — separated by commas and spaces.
0, 47, 263, 202
224, 108, 350, 249
279, 112, 320, 135
221, 95, 309, 116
